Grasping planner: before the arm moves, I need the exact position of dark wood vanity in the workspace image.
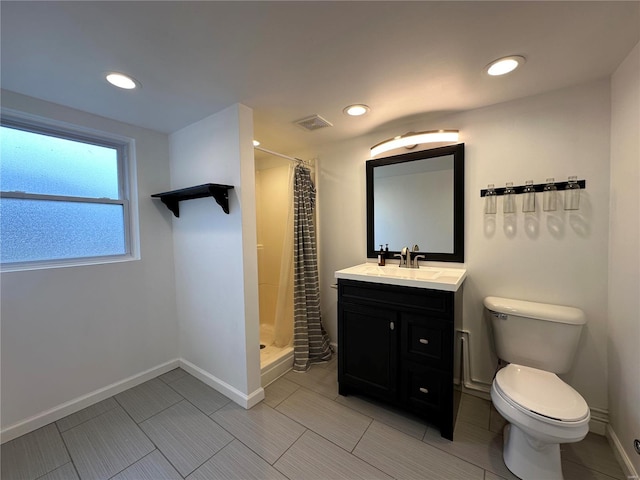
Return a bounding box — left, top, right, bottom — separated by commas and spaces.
341, 143, 466, 440
337, 278, 462, 440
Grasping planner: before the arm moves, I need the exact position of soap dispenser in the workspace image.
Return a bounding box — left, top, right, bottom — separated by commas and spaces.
378, 245, 386, 266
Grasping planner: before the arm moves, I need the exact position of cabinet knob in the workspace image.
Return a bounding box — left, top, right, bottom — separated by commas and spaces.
419, 338, 429, 345
419, 387, 429, 394
390, 321, 395, 330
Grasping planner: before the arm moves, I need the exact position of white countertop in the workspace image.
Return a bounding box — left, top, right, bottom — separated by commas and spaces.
335, 263, 467, 292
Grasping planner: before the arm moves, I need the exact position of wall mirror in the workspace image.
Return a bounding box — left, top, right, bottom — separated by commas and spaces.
366, 143, 464, 262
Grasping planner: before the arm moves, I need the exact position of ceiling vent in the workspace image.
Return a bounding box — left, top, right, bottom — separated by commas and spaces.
294, 114, 333, 131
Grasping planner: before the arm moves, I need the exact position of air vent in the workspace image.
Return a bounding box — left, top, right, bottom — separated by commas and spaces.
294, 114, 333, 131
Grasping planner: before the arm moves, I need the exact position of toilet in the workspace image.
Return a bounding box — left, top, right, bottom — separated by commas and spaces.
484, 296, 590, 480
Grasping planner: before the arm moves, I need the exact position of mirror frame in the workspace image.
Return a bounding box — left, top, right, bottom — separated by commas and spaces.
366, 143, 465, 263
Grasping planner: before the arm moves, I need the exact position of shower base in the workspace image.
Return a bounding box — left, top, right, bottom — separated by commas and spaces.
259, 323, 293, 386
260, 344, 293, 387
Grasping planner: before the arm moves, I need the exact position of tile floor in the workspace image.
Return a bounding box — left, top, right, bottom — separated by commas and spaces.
2, 358, 626, 480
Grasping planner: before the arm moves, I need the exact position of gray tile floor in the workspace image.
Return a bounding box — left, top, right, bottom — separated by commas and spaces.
2, 358, 626, 480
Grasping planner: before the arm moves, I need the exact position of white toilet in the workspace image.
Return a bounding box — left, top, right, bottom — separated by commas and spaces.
484, 296, 590, 480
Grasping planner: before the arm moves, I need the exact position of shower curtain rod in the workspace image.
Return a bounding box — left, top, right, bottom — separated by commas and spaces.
254, 145, 310, 165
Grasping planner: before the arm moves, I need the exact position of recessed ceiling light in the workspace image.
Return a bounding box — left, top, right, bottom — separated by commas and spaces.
105, 72, 139, 89
485, 56, 526, 76
343, 104, 370, 116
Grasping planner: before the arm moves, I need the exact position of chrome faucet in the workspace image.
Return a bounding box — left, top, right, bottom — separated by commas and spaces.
394, 247, 410, 268
413, 254, 426, 268
410, 244, 426, 268
396, 245, 424, 268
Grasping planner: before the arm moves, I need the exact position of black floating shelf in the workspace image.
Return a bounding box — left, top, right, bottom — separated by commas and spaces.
480, 180, 586, 197
151, 183, 234, 217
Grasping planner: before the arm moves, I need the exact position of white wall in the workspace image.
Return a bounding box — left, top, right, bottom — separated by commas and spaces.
609, 42, 640, 474
0, 91, 179, 438
319, 80, 611, 416
169, 104, 262, 404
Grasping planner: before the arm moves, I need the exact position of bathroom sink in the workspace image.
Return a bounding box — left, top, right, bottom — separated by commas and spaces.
354, 264, 442, 280
335, 263, 466, 291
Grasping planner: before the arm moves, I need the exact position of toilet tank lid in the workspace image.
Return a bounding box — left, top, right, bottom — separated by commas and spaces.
484, 296, 586, 325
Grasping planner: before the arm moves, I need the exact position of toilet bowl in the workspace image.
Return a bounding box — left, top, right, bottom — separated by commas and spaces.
484, 297, 590, 480
491, 364, 590, 479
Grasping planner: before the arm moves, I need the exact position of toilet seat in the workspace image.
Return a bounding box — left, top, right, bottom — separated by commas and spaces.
495, 364, 589, 422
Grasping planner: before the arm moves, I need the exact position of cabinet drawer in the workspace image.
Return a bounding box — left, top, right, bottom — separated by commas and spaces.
339, 280, 452, 315
401, 364, 449, 411
401, 314, 452, 369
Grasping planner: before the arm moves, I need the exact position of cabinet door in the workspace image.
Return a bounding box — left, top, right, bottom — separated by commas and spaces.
338, 302, 397, 402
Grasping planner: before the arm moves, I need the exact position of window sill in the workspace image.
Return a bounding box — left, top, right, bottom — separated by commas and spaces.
1, 253, 140, 273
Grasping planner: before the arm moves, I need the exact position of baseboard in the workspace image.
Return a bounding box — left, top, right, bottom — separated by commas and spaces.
589, 406, 609, 436
1, 359, 180, 444
606, 425, 640, 480
179, 359, 265, 409
1, 357, 271, 444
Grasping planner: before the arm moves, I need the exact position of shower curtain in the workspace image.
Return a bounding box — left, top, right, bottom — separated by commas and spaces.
292, 163, 332, 372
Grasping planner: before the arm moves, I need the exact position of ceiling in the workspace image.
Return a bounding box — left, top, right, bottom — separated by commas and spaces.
1, 1, 638, 156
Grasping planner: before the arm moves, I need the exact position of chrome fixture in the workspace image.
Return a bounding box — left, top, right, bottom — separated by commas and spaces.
394, 247, 410, 268
370, 130, 459, 157
395, 245, 424, 269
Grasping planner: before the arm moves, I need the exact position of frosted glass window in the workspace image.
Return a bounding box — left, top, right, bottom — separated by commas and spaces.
1, 199, 125, 263
0, 127, 119, 198
0, 119, 134, 269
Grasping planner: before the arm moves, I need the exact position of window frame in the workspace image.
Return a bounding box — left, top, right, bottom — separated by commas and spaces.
0, 110, 140, 272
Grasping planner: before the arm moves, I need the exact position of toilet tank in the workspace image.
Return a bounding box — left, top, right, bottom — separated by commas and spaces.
484, 296, 586, 374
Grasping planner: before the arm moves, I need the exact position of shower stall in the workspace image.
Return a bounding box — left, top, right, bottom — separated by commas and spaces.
255, 151, 296, 385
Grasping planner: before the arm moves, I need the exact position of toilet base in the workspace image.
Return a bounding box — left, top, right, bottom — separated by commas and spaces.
503, 424, 564, 480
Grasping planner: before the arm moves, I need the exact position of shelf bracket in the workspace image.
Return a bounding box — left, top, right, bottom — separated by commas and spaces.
207, 184, 231, 214
151, 183, 234, 217
159, 197, 181, 217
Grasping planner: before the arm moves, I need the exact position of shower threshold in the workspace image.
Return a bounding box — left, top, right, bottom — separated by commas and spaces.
260, 345, 293, 387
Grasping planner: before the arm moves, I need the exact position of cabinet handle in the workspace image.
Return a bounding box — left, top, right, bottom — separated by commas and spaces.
390, 321, 395, 331
419, 387, 429, 394
419, 338, 429, 345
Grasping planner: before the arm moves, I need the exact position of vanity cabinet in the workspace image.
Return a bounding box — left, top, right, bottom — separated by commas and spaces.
337, 278, 461, 440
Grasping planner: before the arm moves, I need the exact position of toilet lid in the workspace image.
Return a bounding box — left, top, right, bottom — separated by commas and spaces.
495, 364, 589, 422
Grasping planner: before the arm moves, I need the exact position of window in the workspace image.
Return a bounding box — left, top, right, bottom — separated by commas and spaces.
0, 114, 138, 270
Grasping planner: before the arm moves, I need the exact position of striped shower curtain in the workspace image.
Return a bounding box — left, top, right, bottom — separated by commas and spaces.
292, 164, 332, 372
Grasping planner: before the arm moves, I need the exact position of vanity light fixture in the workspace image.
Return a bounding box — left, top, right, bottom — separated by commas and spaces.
370, 130, 459, 157
343, 104, 370, 116
485, 55, 526, 76
105, 72, 139, 90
